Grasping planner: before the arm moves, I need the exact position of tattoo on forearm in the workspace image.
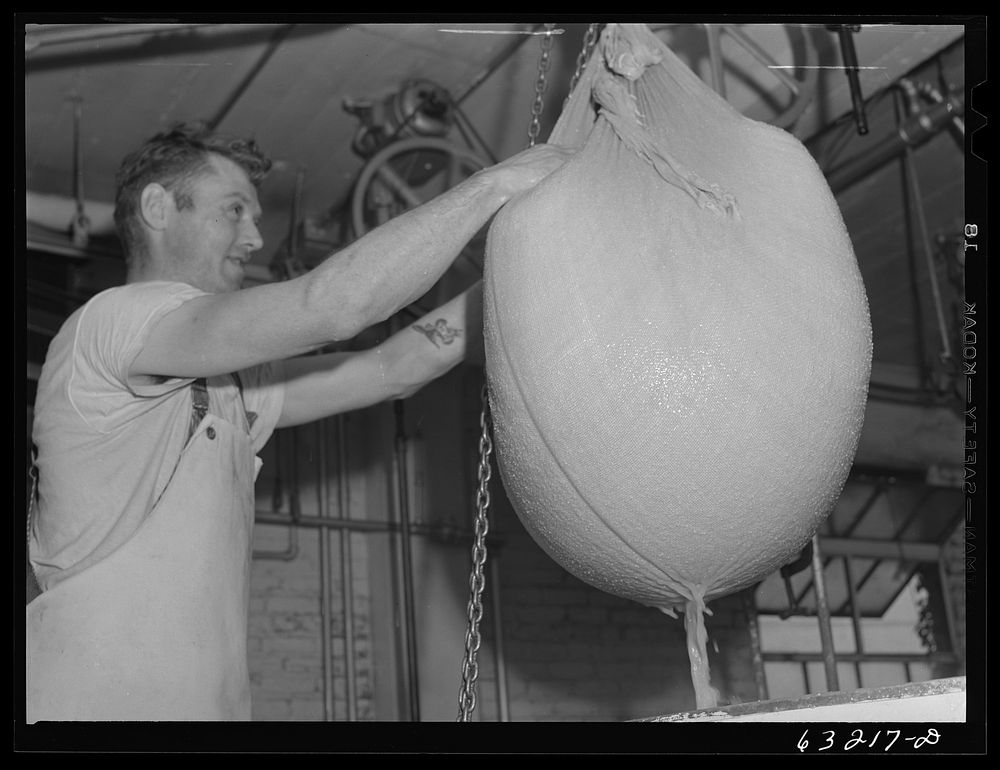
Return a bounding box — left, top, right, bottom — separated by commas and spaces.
412, 319, 463, 348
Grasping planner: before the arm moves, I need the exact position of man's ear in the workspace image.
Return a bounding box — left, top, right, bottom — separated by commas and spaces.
139, 183, 172, 231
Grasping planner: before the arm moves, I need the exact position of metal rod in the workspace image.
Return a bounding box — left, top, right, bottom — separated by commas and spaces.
72, 99, 84, 205
451, 105, 499, 165
70, 98, 90, 248
764, 651, 958, 664
288, 167, 305, 259
843, 556, 865, 687
336, 415, 357, 721
24, 23, 223, 52
741, 589, 769, 702
936, 556, 962, 672
902, 143, 955, 363
836, 25, 868, 135
317, 420, 335, 721
254, 510, 479, 540
455, 26, 538, 107
810, 533, 840, 691
723, 24, 800, 94
253, 428, 300, 561
819, 536, 941, 562
705, 25, 726, 98
825, 93, 964, 194
206, 24, 294, 131
489, 553, 510, 722
393, 399, 421, 721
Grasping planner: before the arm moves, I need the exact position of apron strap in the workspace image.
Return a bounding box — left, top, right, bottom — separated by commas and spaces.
188, 378, 210, 441
29, 375, 251, 604
231, 372, 258, 432
187, 375, 257, 441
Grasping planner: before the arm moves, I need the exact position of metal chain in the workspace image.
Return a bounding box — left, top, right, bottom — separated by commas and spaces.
527, 23, 557, 148
457, 383, 494, 721
27, 462, 38, 550
566, 23, 601, 101
26, 458, 41, 596
457, 24, 560, 722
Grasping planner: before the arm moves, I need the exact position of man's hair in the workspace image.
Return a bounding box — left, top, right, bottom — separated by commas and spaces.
113, 121, 273, 266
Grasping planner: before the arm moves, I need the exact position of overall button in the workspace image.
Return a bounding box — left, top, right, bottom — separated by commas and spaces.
206, 426, 216, 440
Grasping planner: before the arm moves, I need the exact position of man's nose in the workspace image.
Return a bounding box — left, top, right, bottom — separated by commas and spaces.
243, 220, 264, 253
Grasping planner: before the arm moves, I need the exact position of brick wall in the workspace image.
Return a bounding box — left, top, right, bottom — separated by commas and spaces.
243, 368, 766, 722
247, 415, 383, 721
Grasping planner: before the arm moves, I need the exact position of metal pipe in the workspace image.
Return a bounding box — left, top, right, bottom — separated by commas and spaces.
900, 78, 965, 138
893, 88, 932, 389
289, 167, 305, 259
723, 24, 801, 94
764, 651, 958, 664
818, 537, 941, 562
741, 589, 769, 702
835, 25, 868, 135
843, 556, 865, 687
253, 524, 299, 561
489, 553, 510, 722
70, 98, 90, 249
24, 23, 222, 52
902, 142, 954, 364
253, 428, 300, 561
454, 25, 538, 107
810, 533, 840, 691
705, 24, 726, 98
825, 92, 964, 194
393, 399, 421, 721
336, 415, 358, 721
254, 510, 480, 540
317, 420, 335, 721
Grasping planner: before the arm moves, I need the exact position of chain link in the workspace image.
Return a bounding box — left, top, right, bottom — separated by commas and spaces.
527, 23, 557, 148
457, 383, 494, 721
27, 462, 38, 549
566, 23, 601, 101
26, 458, 41, 596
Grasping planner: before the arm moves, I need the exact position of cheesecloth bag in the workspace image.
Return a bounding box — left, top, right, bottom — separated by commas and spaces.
482, 23, 872, 705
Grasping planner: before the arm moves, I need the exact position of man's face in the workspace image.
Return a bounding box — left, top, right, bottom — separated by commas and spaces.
162, 154, 264, 294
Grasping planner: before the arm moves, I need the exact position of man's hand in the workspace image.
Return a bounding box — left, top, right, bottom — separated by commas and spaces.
479, 143, 576, 203
276, 282, 483, 428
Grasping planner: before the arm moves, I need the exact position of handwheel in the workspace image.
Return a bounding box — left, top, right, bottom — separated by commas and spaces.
657, 23, 819, 131
351, 137, 490, 316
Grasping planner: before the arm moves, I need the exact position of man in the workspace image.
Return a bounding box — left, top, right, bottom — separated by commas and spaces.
26, 122, 571, 721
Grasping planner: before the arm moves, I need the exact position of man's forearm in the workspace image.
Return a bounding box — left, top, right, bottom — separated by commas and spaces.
377, 281, 484, 400
299, 143, 571, 344
301, 172, 504, 341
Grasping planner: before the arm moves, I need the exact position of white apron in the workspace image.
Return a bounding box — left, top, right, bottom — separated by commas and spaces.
26, 380, 259, 721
